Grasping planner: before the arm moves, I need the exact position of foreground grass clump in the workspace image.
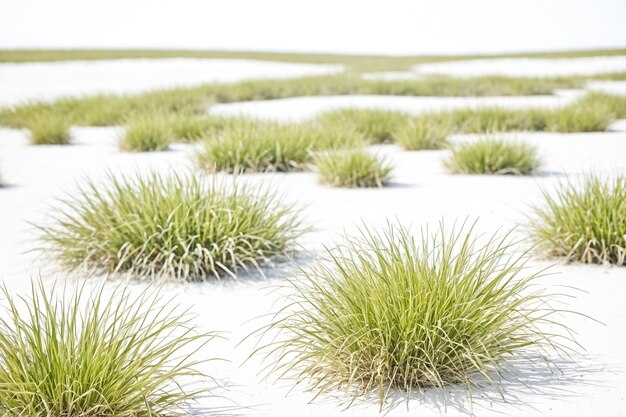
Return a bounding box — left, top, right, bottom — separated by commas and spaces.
315, 108, 411, 144
196, 121, 320, 173
258, 222, 568, 406
0, 280, 212, 417
119, 116, 171, 151
393, 114, 451, 150
314, 149, 393, 187
530, 176, 626, 265
39, 173, 302, 280
26, 114, 71, 145
445, 137, 540, 175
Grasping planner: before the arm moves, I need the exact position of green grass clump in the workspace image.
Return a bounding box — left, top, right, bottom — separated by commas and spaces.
119, 116, 171, 151
26, 114, 71, 145
315, 108, 411, 144
38, 172, 302, 281
393, 114, 451, 150
0, 280, 213, 417
545, 98, 614, 133
314, 149, 393, 187
196, 121, 313, 173
257, 221, 569, 406
530, 175, 626, 265
445, 137, 540, 175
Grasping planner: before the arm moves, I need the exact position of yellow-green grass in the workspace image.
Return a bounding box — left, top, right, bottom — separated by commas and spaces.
314, 149, 393, 187
256, 221, 572, 407
195, 121, 363, 173
1, 76, 615, 130
445, 137, 541, 175
3, 48, 626, 72
119, 116, 171, 152
0, 280, 214, 417
530, 175, 626, 265
315, 108, 411, 144
393, 114, 452, 150
25, 114, 71, 145
37, 172, 303, 281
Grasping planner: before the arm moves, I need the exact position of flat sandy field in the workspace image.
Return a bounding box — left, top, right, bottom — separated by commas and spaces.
0, 56, 625, 416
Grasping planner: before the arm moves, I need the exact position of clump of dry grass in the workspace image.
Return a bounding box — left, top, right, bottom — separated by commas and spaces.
38, 172, 303, 281
255, 221, 573, 407
530, 175, 626, 265
445, 137, 540, 175
314, 149, 393, 187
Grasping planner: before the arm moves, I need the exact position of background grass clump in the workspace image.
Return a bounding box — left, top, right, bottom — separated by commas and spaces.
530, 175, 626, 265
445, 137, 540, 175
119, 116, 171, 151
393, 114, 451, 150
0, 280, 213, 417
196, 121, 317, 173
38, 173, 303, 281
314, 149, 393, 187
315, 108, 411, 144
257, 221, 569, 406
26, 114, 71, 145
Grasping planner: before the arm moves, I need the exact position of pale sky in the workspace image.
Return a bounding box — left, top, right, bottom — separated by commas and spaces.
1, 0, 625, 55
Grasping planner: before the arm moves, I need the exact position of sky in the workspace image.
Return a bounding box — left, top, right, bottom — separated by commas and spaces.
1, 0, 625, 55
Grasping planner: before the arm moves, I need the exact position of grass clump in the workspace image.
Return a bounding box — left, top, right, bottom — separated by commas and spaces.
119, 116, 171, 151
445, 137, 540, 175
196, 121, 314, 173
314, 149, 393, 187
0, 279, 213, 417
38, 172, 302, 281
393, 114, 451, 150
26, 114, 71, 145
530, 175, 626, 265
257, 221, 570, 406
315, 108, 411, 144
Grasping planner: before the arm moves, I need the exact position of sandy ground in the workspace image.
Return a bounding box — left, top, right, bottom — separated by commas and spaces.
411, 56, 626, 77
0, 58, 342, 107
1, 54, 626, 417
1, 114, 625, 416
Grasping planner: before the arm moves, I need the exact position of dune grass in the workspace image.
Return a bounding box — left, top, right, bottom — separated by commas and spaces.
529, 175, 626, 265
196, 121, 312, 173
393, 114, 451, 150
314, 149, 393, 187
195, 121, 363, 173
0, 279, 213, 417
445, 137, 540, 175
26, 114, 71, 145
38, 172, 303, 281
0, 75, 613, 130
315, 109, 411, 144
256, 221, 570, 406
119, 115, 172, 152
4, 48, 626, 71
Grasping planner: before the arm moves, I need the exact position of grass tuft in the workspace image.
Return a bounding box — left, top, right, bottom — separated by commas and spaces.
529, 175, 626, 265
393, 114, 451, 150
315, 109, 411, 144
0, 279, 213, 417
119, 116, 171, 152
445, 137, 540, 175
256, 221, 571, 407
195, 121, 311, 173
314, 149, 392, 188
38, 172, 303, 281
26, 114, 71, 145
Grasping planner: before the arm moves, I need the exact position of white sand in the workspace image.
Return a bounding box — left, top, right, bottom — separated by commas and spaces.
0, 58, 342, 107
208, 94, 576, 122
1, 120, 625, 416
411, 56, 626, 77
